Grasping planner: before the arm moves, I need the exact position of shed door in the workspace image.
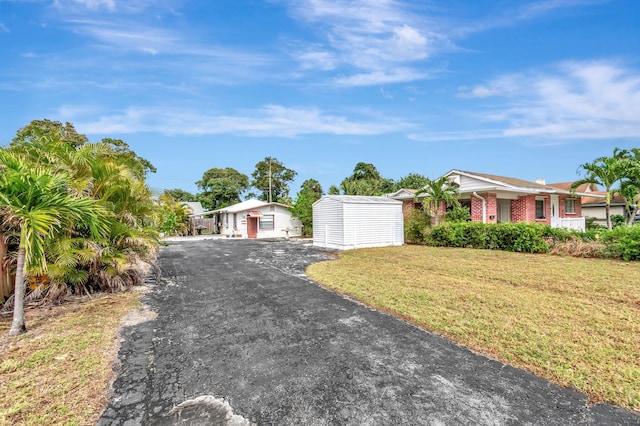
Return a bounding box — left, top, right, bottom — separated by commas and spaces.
247, 217, 258, 239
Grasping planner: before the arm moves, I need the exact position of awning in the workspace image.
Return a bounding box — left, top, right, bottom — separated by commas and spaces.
247, 211, 263, 217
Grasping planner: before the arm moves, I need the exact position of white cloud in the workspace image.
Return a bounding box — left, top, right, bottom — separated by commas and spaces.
0, 23, 9, 33
63, 104, 412, 137
334, 68, 429, 86
296, 49, 336, 71
285, 0, 442, 86
52, 0, 166, 13
453, 61, 640, 141
454, 0, 613, 37
73, 0, 115, 10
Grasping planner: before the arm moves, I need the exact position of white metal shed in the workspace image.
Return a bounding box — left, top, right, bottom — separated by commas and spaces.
313, 195, 404, 250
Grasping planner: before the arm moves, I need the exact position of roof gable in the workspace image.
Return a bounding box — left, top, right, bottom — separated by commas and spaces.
385, 188, 417, 200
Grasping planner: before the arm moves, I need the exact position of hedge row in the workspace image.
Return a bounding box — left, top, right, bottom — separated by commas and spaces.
425, 222, 559, 253
405, 219, 640, 261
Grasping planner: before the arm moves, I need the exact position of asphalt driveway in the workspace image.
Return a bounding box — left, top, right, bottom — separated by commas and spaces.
100, 238, 639, 425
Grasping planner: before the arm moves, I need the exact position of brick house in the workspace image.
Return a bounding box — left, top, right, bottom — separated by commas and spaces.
387, 170, 602, 232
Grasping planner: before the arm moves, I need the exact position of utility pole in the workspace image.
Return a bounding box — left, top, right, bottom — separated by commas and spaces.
268, 157, 272, 203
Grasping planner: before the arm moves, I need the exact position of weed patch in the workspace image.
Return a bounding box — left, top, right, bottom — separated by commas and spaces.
0, 292, 142, 426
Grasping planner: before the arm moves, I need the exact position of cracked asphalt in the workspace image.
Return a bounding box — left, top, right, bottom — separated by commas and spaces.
99, 238, 640, 425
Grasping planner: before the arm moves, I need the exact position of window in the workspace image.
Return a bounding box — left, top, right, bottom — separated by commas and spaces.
259, 215, 274, 230
535, 199, 545, 219
565, 198, 575, 214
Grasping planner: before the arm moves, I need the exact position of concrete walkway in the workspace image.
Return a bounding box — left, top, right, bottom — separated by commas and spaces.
100, 239, 639, 425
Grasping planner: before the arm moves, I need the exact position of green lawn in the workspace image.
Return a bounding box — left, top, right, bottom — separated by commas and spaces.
306, 245, 640, 411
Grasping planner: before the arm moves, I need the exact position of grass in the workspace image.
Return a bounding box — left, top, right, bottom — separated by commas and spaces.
0, 292, 142, 426
306, 245, 640, 412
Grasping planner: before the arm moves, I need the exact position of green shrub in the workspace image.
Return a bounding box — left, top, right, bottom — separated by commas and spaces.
585, 216, 605, 230
611, 214, 626, 228
600, 226, 640, 261
423, 220, 640, 260
444, 206, 471, 223
404, 209, 430, 244
426, 222, 555, 253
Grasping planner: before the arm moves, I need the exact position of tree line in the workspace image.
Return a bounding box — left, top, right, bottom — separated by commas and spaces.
164, 161, 434, 237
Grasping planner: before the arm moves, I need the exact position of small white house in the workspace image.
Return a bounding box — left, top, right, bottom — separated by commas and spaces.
205, 199, 302, 239
313, 195, 404, 250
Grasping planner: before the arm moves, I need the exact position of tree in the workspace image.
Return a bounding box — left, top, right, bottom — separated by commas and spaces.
572, 149, 628, 230
0, 151, 108, 335
290, 179, 323, 236
157, 194, 191, 236
2, 120, 159, 317
163, 189, 196, 202
338, 162, 395, 195
196, 167, 249, 210
99, 138, 157, 179
415, 176, 460, 226
616, 148, 640, 226
394, 173, 429, 191
352, 162, 383, 181
250, 157, 296, 203
12, 119, 89, 149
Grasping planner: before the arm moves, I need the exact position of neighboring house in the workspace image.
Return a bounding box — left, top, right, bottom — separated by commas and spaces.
183, 201, 204, 217
579, 192, 627, 226
313, 195, 404, 250
203, 199, 302, 239
388, 170, 602, 232
546, 183, 628, 226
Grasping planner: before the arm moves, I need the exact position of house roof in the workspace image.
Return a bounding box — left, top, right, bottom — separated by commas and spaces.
546, 182, 600, 193
581, 191, 627, 206
183, 201, 204, 217
202, 199, 291, 215
442, 170, 601, 197
315, 195, 402, 205
384, 188, 417, 200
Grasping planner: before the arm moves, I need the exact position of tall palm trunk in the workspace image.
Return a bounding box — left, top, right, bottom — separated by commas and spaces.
9, 244, 27, 335
605, 191, 612, 230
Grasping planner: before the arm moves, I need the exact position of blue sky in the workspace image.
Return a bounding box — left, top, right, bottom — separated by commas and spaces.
1, 0, 639, 197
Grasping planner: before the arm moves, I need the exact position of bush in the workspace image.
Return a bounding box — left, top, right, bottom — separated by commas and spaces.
421, 220, 640, 261
585, 216, 605, 230
404, 209, 430, 244
426, 222, 557, 253
600, 226, 640, 261
444, 206, 471, 223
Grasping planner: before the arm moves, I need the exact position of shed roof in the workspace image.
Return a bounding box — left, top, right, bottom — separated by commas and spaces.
316, 195, 402, 205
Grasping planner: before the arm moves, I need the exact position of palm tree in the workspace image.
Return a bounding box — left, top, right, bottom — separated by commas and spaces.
572, 150, 627, 230
0, 152, 107, 335
617, 148, 640, 226
415, 176, 460, 226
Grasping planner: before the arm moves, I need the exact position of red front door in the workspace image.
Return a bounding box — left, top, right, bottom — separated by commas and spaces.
247, 217, 258, 238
